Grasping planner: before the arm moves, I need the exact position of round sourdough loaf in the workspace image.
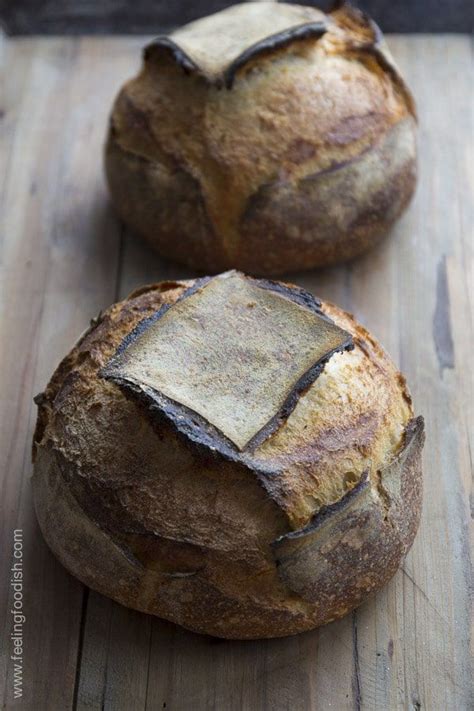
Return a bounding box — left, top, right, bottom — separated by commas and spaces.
105, 1, 417, 275
32, 273, 424, 639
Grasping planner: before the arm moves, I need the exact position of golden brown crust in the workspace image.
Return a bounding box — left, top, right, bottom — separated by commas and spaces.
105, 2, 417, 275
32, 278, 423, 638
272, 417, 424, 621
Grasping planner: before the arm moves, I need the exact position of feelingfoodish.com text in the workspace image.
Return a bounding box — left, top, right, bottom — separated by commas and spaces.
10, 529, 24, 700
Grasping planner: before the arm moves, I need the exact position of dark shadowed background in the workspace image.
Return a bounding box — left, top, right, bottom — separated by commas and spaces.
1, 0, 473, 34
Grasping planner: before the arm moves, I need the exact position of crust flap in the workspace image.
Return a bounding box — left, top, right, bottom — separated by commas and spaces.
145, 2, 328, 87
272, 416, 424, 603
101, 271, 353, 452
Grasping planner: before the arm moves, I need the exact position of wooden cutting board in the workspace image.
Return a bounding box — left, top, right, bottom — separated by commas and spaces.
0, 34, 472, 710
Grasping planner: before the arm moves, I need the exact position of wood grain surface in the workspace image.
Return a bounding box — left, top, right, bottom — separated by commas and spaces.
0, 34, 472, 711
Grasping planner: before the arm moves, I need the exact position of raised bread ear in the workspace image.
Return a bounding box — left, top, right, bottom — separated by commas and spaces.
330, 1, 417, 117
272, 416, 424, 604
144, 1, 328, 88
330, 0, 382, 45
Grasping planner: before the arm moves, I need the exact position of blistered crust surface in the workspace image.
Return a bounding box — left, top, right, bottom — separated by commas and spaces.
32, 279, 423, 638
105, 2, 417, 273
34, 280, 414, 530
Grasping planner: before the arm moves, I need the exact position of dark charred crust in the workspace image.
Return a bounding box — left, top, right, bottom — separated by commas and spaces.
107, 276, 213, 359
101, 273, 353, 459
145, 22, 328, 89
253, 277, 323, 313
273, 471, 370, 550
109, 376, 246, 460
91, 373, 282, 494
144, 37, 200, 76
127, 281, 186, 300
223, 22, 328, 89
244, 338, 353, 452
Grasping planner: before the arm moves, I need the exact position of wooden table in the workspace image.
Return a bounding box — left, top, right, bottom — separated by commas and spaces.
0, 35, 472, 711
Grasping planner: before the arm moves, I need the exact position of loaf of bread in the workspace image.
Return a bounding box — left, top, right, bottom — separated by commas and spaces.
105, 2, 417, 275
32, 272, 423, 638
